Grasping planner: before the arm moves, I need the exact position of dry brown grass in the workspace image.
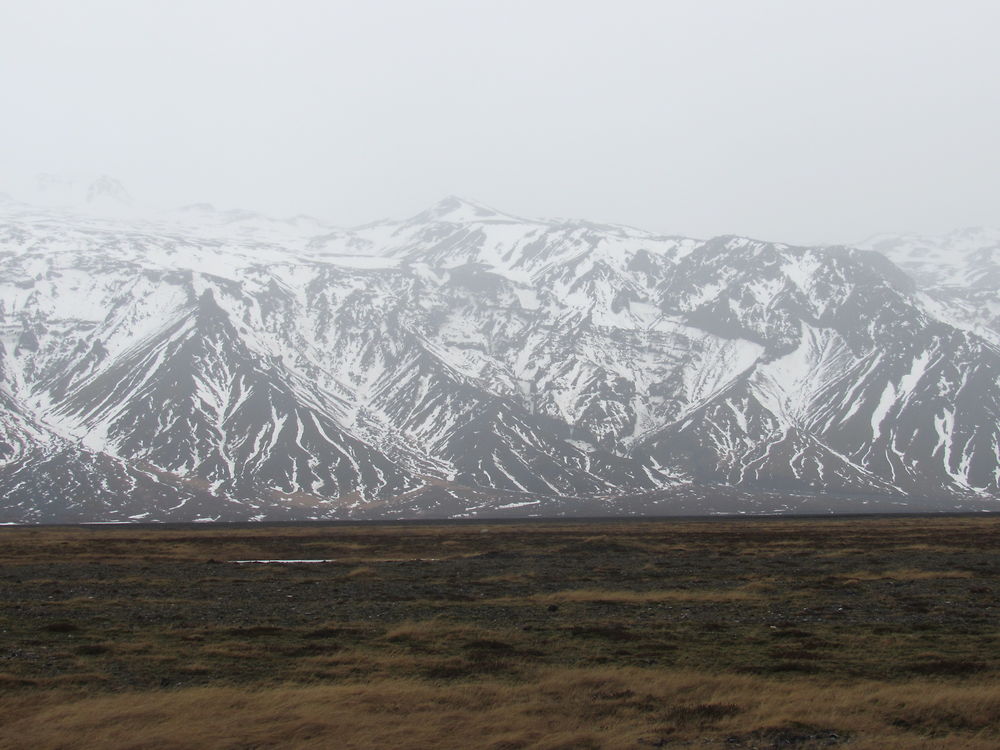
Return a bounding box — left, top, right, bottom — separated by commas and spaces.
344, 565, 377, 578
2, 667, 1000, 749
382, 620, 495, 644
476, 572, 537, 584
2, 517, 999, 747
529, 588, 762, 604
837, 568, 975, 582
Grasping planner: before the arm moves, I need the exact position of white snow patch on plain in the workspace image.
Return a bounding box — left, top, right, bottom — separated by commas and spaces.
229, 559, 337, 564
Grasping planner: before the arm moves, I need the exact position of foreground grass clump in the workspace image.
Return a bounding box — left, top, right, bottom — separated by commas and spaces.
0, 516, 998, 748
3, 669, 1000, 749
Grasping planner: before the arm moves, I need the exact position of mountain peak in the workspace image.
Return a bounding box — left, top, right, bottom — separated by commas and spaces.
409, 195, 502, 223
24, 173, 134, 215
85, 175, 132, 206
4, 192, 1000, 520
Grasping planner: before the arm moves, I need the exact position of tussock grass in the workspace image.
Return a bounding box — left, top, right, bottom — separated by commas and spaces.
531, 588, 761, 604
344, 565, 377, 578
2, 517, 999, 747
837, 568, 975, 582
476, 572, 537, 584
383, 620, 502, 644
3, 668, 1000, 749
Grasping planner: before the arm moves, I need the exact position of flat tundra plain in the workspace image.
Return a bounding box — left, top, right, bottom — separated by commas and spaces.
0, 516, 998, 749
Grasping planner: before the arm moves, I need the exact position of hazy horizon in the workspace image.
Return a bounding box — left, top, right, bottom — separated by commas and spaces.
2, 0, 999, 246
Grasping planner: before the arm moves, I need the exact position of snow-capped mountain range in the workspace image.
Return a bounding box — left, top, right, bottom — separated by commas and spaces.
1, 180, 998, 521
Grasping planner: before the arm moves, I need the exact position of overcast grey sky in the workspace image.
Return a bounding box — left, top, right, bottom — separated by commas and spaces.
1, 1, 998, 244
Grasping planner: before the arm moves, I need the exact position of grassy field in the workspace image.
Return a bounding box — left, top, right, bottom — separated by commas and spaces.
0, 516, 998, 748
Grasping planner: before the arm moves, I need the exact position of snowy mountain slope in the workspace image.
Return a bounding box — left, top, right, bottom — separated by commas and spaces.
860, 227, 1000, 346
862, 227, 1000, 290
0, 185, 998, 521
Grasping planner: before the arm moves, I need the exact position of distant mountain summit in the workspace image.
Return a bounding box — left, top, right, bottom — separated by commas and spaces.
19, 173, 135, 215
0, 194, 998, 521
84, 175, 132, 207
409, 195, 503, 223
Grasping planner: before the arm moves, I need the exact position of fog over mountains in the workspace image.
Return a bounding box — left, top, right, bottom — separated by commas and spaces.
1, 178, 998, 521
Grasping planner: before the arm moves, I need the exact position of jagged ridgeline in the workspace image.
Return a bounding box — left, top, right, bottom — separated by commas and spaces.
1, 190, 999, 521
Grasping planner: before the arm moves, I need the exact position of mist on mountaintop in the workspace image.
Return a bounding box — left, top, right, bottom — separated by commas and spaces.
1, 1, 999, 245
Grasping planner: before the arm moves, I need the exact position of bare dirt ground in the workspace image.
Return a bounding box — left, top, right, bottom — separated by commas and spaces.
0, 516, 998, 748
